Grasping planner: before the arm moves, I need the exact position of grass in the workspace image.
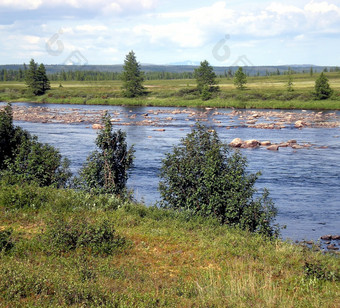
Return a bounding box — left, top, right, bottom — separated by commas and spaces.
1, 72, 340, 110
0, 182, 339, 307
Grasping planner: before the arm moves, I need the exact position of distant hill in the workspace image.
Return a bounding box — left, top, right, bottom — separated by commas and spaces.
0, 63, 336, 76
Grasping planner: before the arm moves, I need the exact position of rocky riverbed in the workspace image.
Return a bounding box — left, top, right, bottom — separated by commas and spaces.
5, 105, 340, 129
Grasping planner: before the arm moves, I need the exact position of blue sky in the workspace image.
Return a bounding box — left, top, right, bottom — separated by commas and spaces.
0, 0, 340, 66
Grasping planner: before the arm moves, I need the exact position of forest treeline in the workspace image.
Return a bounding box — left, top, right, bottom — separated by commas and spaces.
1, 65, 339, 82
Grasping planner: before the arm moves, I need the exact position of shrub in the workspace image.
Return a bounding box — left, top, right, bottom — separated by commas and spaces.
159, 123, 279, 237
0, 229, 14, 253
43, 216, 127, 255
75, 112, 134, 196
0, 103, 71, 187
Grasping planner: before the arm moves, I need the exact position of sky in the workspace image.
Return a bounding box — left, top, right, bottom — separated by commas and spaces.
0, 0, 340, 66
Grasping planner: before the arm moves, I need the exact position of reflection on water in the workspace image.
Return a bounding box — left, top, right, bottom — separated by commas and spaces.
5, 102, 340, 243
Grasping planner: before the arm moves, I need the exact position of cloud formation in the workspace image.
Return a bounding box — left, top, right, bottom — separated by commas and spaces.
0, 0, 339, 65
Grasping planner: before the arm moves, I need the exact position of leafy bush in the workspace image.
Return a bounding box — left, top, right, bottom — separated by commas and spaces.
0, 229, 14, 253
0, 181, 49, 210
159, 123, 279, 237
0, 103, 71, 187
75, 112, 134, 196
43, 216, 127, 255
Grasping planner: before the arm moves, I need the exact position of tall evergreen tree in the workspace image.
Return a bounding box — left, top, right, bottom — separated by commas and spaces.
25, 59, 50, 95
36, 63, 51, 95
233, 67, 247, 90
121, 51, 145, 98
194, 60, 219, 100
314, 72, 333, 100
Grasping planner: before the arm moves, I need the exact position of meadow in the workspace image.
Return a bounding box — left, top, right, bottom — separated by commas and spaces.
1, 72, 340, 110
0, 183, 339, 307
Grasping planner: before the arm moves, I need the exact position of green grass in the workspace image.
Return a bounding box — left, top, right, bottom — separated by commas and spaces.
1, 182, 339, 307
1, 72, 340, 110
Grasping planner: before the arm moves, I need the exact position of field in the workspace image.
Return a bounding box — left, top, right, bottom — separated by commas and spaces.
0, 183, 339, 307
1, 72, 340, 110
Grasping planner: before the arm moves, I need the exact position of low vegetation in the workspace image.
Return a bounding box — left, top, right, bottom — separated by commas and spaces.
1, 71, 339, 110
0, 182, 339, 307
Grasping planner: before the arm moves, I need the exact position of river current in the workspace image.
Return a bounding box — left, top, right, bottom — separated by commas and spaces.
3, 102, 340, 243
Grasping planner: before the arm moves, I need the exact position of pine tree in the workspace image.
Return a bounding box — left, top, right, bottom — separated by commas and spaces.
25, 59, 50, 95
233, 67, 247, 89
314, 72, 333, 100
36, 64, 51, 95
121, 51, 145, 98
194, 60, 218, 95
25, 59, 39, 95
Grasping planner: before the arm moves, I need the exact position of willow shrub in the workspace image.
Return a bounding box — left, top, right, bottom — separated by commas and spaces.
159, 123, 279, 237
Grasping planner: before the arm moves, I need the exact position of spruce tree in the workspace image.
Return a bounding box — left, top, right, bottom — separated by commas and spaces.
121, 51, 145, 98
314, 72, 333, 99
36, 63, 51, 95
25, 59, 50, 95
194, 60, 218, 96
234, 67, 247, 90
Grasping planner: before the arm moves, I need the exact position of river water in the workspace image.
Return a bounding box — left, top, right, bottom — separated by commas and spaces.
3, 102, 340, 243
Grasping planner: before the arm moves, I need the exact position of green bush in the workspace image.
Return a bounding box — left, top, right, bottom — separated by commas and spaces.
159, 123, 279, 237
0, 103, 72, 187
0, 181, 49, 210
75, 112, 134, 196
43, 216, 127, 255
0, 229, 14, 253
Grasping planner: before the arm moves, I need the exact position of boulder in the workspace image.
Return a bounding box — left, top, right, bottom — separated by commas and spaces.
267, 145, 279, 151
331, 235, 340, 240
260, 141, 271, 146
243, 139, 259, 148
291, 144, 304, 149
321, 235, 332, 241
92, 124, 103, 129
229, 138, 243, 148
295, 120, 306, 128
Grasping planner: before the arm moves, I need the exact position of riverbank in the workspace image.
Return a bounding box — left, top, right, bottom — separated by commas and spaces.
0, 183, 339, 307
1, 73, 340, 110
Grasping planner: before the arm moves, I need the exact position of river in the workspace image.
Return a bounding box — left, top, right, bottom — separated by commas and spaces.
3, 102, 340, 244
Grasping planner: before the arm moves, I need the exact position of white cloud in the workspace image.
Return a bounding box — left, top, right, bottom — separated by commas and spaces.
75, 25, 108, 33
0, 0, 159, 13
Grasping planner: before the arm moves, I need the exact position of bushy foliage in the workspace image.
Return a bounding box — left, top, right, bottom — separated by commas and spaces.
234, 67, 247, 90
75, 112, 134, 196
43, 216, 127, 255
314, 72, 333, 99
0, 104, 71, 187
121, 51, 145, 98
194, 60, 219, 99
159, 124, 278, 237
0, 229, 14, 253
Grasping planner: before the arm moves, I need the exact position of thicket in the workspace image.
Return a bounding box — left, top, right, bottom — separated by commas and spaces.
0, 104, 71, 187
74, 112, 134, 196
159, 124, 279, 237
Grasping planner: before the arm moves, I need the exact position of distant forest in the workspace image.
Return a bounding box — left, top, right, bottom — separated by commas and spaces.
0, 64, 339, 82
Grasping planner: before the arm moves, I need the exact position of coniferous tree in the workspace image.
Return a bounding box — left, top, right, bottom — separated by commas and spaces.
194, 60, 218, 99
121, 51, 145, 98
25, 59, 50, 95
36, 63, 51, 95
314, 72, 333, 99
233, 67, 247, 90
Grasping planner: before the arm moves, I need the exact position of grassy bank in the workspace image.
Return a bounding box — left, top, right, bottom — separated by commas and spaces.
1, 182, 339, 307
1, 73, 340, 110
